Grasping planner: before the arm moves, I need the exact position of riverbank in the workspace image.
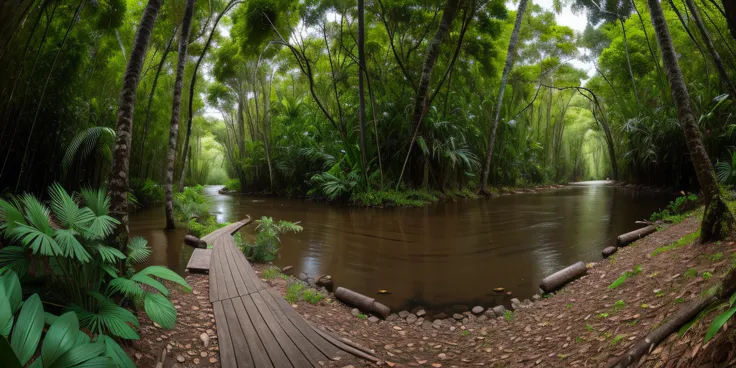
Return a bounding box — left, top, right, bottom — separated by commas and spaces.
130, 205, 736, 367
217, 183, 569, 208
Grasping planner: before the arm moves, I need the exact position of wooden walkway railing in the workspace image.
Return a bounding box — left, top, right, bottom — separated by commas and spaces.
195, 218, 378, 367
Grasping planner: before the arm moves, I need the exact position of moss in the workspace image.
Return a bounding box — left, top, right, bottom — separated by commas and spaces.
700, 190, 735, 242
651, 230, 700, 256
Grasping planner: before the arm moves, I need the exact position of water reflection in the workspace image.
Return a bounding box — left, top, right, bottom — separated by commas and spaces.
129, 184, 674, 312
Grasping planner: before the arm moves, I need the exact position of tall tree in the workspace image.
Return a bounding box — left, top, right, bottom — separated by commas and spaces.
108, 0, 163, 248
479, 0, 528, 193
358, 0, 368, 179
399, 0, 462, 187
646, 0, 735, 241
684, 0, 736, 98
165, 0, 197, 230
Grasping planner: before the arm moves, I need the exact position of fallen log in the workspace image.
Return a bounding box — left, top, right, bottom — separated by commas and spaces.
539, 261, 587, 294
184, 235, 207, 248
616, 225, 657, 246
334, 287, 391, 318
610, 296, 715, 367
602, 246, 618, 258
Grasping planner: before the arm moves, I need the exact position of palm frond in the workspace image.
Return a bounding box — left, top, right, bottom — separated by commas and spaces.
61, 127, 115, 177
48, 183, 94, 230
95, 246, 126, 265
126, 237, 150, 265
0, 198, 26, 237
0, 247, 30, 279
53, 229, 91, 263
143, 292, 176, 329
12, 224, 61, 256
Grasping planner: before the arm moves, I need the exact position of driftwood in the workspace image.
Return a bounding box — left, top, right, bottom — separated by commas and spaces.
184, 235, 206, 248
610, 296, 715, 367
617, 225, 657, 246
539, 261, 587, 294
602, 246, 618, 258
334, 287, 391, 318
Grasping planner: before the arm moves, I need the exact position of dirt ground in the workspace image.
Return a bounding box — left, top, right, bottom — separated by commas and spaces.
130, 213, 736, 367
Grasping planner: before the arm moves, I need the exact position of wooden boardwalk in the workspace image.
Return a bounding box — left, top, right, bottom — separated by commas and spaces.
194, 218, 378, 367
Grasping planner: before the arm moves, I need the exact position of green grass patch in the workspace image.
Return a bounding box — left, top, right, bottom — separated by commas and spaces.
302, 289, 325, 304
650, 230, 700, 257
702, 271, 712, 280
609, 265, 642, 289
285, 281, 305, 304
611, 300, 625, 312
610, 335, 625, 346
263, 266, 281, 279
504, 310, 514, 321
356, 313, 367, 320
683, 268, 698, 278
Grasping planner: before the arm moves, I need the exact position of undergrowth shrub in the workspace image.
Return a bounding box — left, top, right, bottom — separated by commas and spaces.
129, 178, 164, 208
240, 216, 302, 262
650, 193, 699, 223
224, 178, 241, 192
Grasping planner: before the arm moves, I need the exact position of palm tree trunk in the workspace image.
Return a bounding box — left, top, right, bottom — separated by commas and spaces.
178, 0, 242, 192
479, 0, 528, 193
108, 0, 163, 248
647, 0, 735, 241
165, 0, 196, 230
358, 0, 368, 181
685, 0, 736, 98
397, 0, 462, 188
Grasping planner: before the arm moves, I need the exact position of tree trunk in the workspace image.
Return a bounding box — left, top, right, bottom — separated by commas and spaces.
108, 0, 163, 248
647, 0, 735, 241
165, 0, 196, 230
685, 0, 736, 98
261, 77, 274, 193
722, 0, 736, 40
397, 0, 462, 188
139, 25, 177, 175
479, 0, 528, 193
178, 0, 242, 191
358, 0, 368, 181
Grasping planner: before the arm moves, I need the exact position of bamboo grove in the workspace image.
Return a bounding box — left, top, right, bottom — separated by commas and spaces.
1, 0, 736, 219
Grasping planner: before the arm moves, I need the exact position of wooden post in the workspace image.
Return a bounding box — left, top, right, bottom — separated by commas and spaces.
539, 261, 587, 294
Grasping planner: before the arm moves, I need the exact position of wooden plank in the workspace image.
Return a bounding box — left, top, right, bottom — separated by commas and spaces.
186, 248, 211, 273
231, 296, 274, 368
265, 289, 340, 359
257, 290, 328, 366
221, 238, 249, 296
215, 241, 238, 300
310, 323, 381, 364
212, 301, 236, 368
222, 236, 259, 295
209, 245, 220, 303
221, 299, 255, 368
241, 294, 292, 367
251, 292, 314, 367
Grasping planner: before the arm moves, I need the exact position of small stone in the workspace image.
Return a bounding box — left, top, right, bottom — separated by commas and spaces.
522, 299, 533, 308
209, 358, 218, 363
398, 311, 410, 318
484, 309, 496, 318
298, 272, 308, 281
532, 294, 541, 301
471, 306, 484, 315
453, 313, 464, 320
416, 309, 426, 317
154, 322, 162, 328
134, 353, 142, 360
393, 326, 402, 331
368, 316, 380, 323
176, 355, 185, 363
511, 298, 521, 306
200, 352, 208, 357
386, 313, 398, 321
200, 333, 210, 347
493, 287, 505, 292
194, 358, 200, 364
438, 353, 447, 360
406, 314, 418, 324
492, 305, 506, 316
187, 350, 197, 356
351, 308, 360, 317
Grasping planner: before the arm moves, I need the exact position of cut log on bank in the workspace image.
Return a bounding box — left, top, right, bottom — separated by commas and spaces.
602, 246, 618, 258
617, 225, 657, 246
334, 287, 391, 318
184, 235, 206, 248
539, 261, 587, 294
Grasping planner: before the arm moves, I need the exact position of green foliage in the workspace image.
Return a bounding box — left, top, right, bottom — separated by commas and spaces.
504, 310, 513, 321
284, 281, 305, 304
351, 189, 439, 207
0, 185, 189, 342
650, 194, 699, 223
611, 300, 625, 312
173, 185, 209, 221
301, 289, 325, 305
609, 265, 642, 289
651, 230, 700, 257
683, 268, 698, 279
610, 334, 625, 346
129, 178, 164, 208
187, 217, 228, 238
241, 216, 302, 262
0, 272, 134, 367
262, 266, 281, 279
224, 178, 241, 192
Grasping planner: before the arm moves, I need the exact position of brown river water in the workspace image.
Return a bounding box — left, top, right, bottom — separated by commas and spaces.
130, 182, 674, 313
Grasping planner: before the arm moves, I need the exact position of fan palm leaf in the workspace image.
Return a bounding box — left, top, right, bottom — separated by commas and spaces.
61, 127, 116, 177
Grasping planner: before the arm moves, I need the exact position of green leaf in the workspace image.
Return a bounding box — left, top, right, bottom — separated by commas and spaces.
138, 266, 191, 292
100, 335, 135, 368
53, 229, 91, 263
0, 336, 23, 368
107, 278, 143, 299
0, 271, 23, 314
41, 312, 81, 366
48, 184, 94, 230
13, 224, 62, 256
417, 136, 429, 156
0, 300, 12, 337
96, 246, 126, 265
126, 237, 150, 264
0, 246, 31, 279
20, 194, 54, 235
71, 355, 114, 367
730, 292, 736, 307
144, 293, 176, 329
10, 294, 45, 365
100, 265, 118, 279
0, 198, 27, 238
705, 306, 736, 343
130, 273, 168, 296
45, 312, 58, 326
49, 339, 105, 368
85, 215, 118, 239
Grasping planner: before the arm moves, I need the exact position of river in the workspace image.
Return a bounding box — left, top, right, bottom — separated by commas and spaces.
129, 182, 674, 313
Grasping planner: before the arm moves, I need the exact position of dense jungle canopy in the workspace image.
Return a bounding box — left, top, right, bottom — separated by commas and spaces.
1, 0, 736, 202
